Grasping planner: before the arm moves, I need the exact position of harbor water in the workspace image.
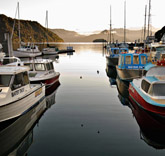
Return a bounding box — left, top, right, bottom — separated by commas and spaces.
1, 43, 165, 156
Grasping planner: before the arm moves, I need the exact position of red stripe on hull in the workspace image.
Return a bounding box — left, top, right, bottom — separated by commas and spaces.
129, 84, 165, 116
41, 74, 60, 87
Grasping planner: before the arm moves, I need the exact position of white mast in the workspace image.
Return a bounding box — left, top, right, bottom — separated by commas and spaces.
147, 0, 151, 36
144, 5, 147, 41
18, 2, 21, 48
109, 5, 112, 44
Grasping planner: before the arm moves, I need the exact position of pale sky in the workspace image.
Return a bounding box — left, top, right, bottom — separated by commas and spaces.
0, 0, 164, 34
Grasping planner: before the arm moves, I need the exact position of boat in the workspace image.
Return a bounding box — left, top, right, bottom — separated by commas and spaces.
116, 53, 148, 81
23, 59, 60, 88
106, 47, 128, 67
42, 45, 59, 55
129, 97, 165, 149
0, 65, 45, 122
58, 46, 75, 54
42, 11, 59, 55
129, 65, 165, 117
12, 3, 42, 58
13, 42, 42, 58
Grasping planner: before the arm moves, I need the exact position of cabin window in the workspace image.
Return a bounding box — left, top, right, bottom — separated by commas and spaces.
141, 80, 150, 93
149, 84, 165, 96
46, 62, 54, 70
12, 73, 24, 90
23, 72, 29, 85
125, 56, 131, 64
0, 75, 12, 87
141, 56, 147, 64
133, 56, 139, 64
35, 63, 45, 71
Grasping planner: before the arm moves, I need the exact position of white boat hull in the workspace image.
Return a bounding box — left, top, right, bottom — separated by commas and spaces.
0, 84, 45, 122
13, 51, 42, 58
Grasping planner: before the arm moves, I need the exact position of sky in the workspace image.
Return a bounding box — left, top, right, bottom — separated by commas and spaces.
0, 0, 164, 34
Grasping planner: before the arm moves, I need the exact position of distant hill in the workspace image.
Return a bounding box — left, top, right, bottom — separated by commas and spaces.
0, 14, 63, 44
51, 28, 157, 42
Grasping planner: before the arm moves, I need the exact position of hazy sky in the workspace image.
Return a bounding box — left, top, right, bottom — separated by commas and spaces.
0, 0, 164, 34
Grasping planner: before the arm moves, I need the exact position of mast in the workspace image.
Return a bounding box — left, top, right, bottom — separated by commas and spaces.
45, 10, 49, 45
124, 0, 126, 43
144, 5, 147, 41
147, 0, 151, 36
18, 2, 21, 48
109, 5, 112, 44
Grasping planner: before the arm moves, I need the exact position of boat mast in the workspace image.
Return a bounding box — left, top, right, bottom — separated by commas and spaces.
124, 0, 126, 43
18, 2, 21, 48
143, 5, 147, 41
45, 10, 49, 44
109, 5, 112, 44
147, 0, 151, 36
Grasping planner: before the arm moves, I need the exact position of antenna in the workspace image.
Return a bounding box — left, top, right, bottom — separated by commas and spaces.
124, 0, 126, 43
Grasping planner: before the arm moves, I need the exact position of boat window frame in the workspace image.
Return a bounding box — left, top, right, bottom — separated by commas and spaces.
133, 55, 139, 64
141, 79, 151, 93
0, 75, 13, 87
34, 63, 46, 71
140, 55, 147, 65
125, 55, 132, 65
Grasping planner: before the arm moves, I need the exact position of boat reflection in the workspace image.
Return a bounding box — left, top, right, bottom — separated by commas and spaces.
129, 99, 165, 149
105, 65, 117, 86
0, 81, 60, 156
116, 76, 129, 99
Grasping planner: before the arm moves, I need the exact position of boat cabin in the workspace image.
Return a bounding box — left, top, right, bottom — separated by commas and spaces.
118, 53, 148, 69
24, 59, 54, 72
141, 77, 165, 97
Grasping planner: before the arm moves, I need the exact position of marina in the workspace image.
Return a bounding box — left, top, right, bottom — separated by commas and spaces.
0, 43, 165, 155
1, 0, 165, 155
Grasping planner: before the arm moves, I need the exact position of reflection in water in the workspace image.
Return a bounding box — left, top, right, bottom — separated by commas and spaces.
0, 81, 60, 156
105, 65, 117, 86
129, 100, 165, 149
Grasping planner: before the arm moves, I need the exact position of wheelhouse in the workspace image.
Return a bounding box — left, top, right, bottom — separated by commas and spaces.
118, 53, 148, 69
24, 61, 54, 72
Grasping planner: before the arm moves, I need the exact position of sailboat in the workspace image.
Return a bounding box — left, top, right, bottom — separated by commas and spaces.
13, 2, 42, 58
42, 10, 59, 55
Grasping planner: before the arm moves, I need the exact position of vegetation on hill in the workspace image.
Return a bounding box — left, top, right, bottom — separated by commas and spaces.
0, 14, 63, 44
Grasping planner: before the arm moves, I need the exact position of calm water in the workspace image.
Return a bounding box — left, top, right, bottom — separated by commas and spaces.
1, 43, 165, 156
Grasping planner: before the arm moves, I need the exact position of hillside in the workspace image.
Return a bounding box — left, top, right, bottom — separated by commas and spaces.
51, 28, 157, 42
0, 14, 63, 44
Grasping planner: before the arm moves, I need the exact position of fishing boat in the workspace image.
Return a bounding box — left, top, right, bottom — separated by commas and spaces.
13, 43, 42, 58
23, 59, 60, 88
116, 53, 148, 81
129, 65, 165, 117
0, 65, 45, 122
106, 47, 128, 67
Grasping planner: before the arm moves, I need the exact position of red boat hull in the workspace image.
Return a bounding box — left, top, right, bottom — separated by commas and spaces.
129, 84, 165, 116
